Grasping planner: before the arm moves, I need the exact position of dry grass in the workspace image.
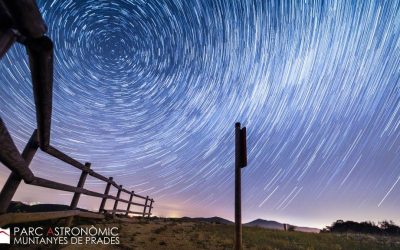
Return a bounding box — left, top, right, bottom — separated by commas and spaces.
64, 217, 400, 250
6, 217, 400, 249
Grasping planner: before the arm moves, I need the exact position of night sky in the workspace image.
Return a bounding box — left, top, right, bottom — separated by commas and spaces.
1, 0, 400, 228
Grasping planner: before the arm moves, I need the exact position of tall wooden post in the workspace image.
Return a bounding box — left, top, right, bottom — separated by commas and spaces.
99, 177, 113, 213
125, 191, 134, 216
143, 196, 149, 217
0, 130, 38, 214
147, 199, 154, 218
235, 122, 247, 250
66, 162, 90, 225
70, 162, 91, 209
112, 185, 122, 218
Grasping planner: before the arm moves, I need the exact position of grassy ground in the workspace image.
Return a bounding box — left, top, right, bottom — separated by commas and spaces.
6, 217, 400, 249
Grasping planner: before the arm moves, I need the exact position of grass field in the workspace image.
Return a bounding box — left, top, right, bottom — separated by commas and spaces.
6, 217, 400, 249
64, 217, 400, 250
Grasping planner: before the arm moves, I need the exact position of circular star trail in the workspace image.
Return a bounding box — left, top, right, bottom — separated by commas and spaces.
0, 0, 399, 227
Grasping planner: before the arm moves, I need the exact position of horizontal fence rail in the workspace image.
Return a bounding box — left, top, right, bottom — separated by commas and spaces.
0, 0, 154, 226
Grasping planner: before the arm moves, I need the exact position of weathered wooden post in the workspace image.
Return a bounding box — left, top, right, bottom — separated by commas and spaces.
125, 191, 134, 216
147, 199, 154, 218
99, 177, 113, 213
142, 196, 149, 217
235, 122, 247, 250
0, 130, 39, 214
66, 162, 90, 225
112, 185, 122, 218
70, 162, 91, 208
0, 118, 35, 182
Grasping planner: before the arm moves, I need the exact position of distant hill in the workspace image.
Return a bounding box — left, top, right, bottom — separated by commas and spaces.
180, 216, 233, 225
245, 219, 320, 233
7, 201, 89, 213
245, 219, 284, 230
8, 202, 319, 233
178, 217, 320, 233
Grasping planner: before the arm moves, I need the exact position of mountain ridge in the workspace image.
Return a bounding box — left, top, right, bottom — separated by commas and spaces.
8, 201, 319, 232
244, 218, 320, 233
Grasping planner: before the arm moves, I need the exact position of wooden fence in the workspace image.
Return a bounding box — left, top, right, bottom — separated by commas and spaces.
0, 0, 154, 226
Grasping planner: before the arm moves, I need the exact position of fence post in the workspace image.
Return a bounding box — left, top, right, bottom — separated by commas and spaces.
147, 199, 154, 218
70, 162, 90, 209
0, 130, 38, 214
112, 185, 122, 218
99, 177, 113, 213
125, 191, 134, 216
66, 162, 90, 225
235, 122, 247, 250
142, 196, 149, 217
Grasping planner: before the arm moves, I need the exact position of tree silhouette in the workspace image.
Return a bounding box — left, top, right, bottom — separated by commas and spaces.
324, 220, 400, 235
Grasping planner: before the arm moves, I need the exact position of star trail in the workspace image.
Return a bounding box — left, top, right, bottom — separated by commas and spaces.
0, 0, 400, 228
